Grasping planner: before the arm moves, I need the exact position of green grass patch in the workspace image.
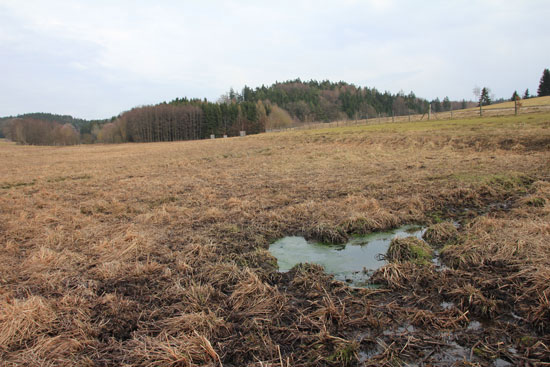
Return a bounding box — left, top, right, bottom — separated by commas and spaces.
46, 174, 92, 183
1, 180, 36, 189
327, 342, 357, 366
525, 197, 546, 207
485, 173, 533, 192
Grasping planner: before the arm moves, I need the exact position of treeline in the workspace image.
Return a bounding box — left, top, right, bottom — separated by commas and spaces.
0, 113, 111, 144
2, 118, 79, 145
238, 79, 471, 122
96, 99, 269, 143
1, 79, 477, 146
0, 113, 109, 133
0, 100, 279, 145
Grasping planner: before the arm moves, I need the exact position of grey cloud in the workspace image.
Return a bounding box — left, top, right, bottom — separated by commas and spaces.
1, 0, 548, 119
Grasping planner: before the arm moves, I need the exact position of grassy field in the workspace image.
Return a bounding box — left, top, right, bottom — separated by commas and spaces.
281, 96, 550, 132
1, 113, 550, 366
478, 95, 550, 110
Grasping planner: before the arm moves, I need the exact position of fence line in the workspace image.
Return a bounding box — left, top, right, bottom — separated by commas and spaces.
266, 104, 550, 133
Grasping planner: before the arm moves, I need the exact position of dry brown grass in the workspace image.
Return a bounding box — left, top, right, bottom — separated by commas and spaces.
1, 113, 550, 365
423, 221, 459, 247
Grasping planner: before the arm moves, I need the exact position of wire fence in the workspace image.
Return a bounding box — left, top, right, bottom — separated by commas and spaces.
266, 104, 550, 133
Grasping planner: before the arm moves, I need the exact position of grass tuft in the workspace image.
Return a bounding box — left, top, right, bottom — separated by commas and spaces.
385, 237, 434, 265
423, 221, 458, 248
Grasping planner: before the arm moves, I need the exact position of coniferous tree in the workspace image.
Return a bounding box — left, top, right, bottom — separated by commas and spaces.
537, 68, 550, 96
442, 97, 451, 111
511, 91, 519, 101
523, 89, 530, 99
432, 98, 442, 112
479, 87, 491, 106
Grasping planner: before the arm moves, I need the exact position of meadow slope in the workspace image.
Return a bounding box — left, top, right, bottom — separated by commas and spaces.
1, 113, 550, 366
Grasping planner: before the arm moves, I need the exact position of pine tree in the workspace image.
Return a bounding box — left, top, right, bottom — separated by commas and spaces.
479, 87, 491, 106
432, 97, 442, 112
523, 89, 530, 99
511, 91, 519, 101
537, 68, 550, 96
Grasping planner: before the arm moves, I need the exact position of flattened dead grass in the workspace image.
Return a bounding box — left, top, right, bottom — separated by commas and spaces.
1, 113, 550, 365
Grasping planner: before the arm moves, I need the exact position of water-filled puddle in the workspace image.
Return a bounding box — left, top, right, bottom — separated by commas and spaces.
269, 225, 425, 287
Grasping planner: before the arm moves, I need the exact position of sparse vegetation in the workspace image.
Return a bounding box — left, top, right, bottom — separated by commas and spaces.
1, 112, 550, 365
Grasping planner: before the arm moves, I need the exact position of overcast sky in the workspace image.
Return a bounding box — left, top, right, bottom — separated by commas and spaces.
1, 0, 548, 119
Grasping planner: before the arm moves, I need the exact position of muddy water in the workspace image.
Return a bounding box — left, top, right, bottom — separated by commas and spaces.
269, 225, 425, 287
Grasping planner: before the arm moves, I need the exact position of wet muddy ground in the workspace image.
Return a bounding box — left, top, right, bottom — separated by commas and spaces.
270, 225, 426, 287
273, 220, 549, 365
1, 114, 550, 366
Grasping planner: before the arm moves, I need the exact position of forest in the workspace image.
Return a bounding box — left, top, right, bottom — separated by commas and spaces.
1, 79, 470, 145
239, 79, 468, 122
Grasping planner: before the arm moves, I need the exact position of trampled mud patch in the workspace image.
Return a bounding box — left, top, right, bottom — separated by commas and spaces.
270, 225, 425, 287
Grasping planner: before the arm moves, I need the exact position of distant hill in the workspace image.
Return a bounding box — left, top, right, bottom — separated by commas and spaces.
238, 79, 439, 122
1, 79, 475, 144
